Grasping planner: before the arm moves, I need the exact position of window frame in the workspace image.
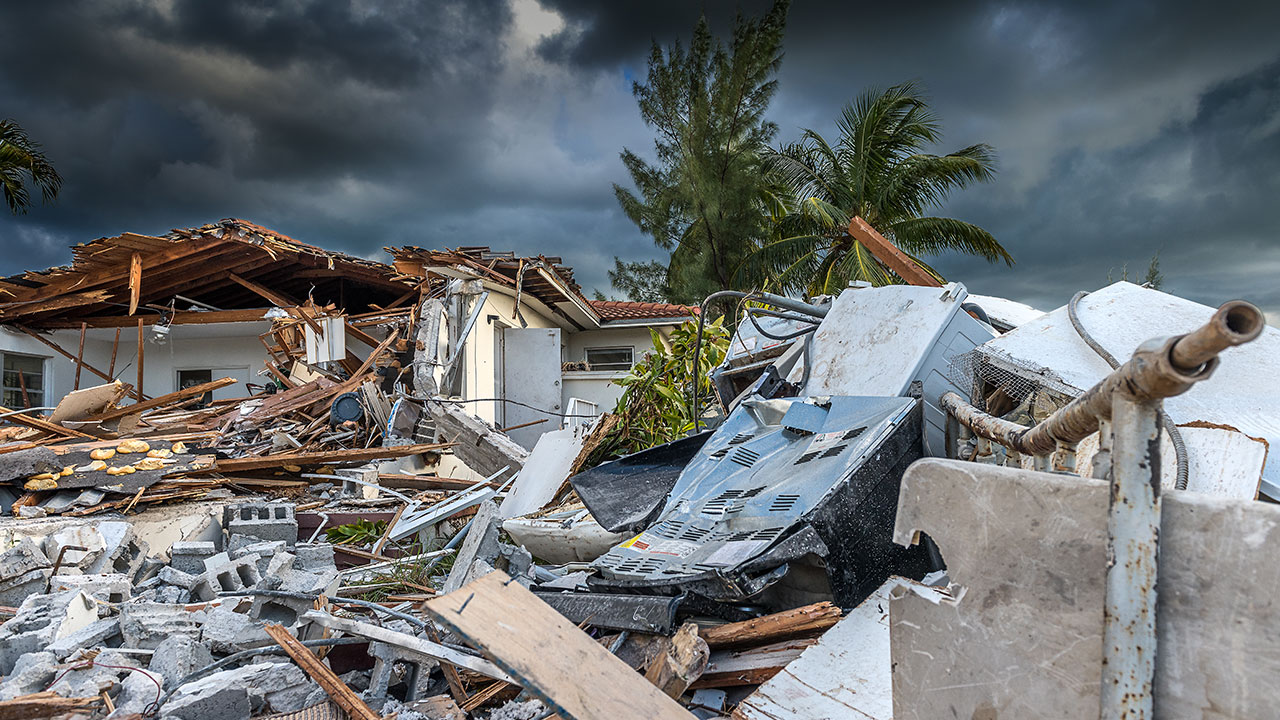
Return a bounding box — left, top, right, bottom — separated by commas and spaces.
584, 345, 635, 372
2, 351, 47, 409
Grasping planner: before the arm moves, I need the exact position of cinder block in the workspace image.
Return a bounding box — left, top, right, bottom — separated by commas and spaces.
119, 603, 202, 650
367, 641, 438, 701
149, 634, 214, 687
159, 566, 198, 590
48, 573, 132, 603
336, 465, 380, 499
223, 503, 297, 546
292, 542, 335, 573
0, 539, 52, 606
189, 555, 262, 602
169, 541, 217, 576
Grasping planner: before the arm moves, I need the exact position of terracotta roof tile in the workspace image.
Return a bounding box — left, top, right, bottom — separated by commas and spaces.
589, 300, 697, 321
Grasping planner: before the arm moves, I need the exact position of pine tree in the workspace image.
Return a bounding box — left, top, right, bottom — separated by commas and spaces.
614, 1, 789, 304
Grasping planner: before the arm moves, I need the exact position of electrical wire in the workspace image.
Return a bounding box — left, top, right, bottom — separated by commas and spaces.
1068, 291, 1189, 490
744, 307, 819, 342
425, 397, 598, 418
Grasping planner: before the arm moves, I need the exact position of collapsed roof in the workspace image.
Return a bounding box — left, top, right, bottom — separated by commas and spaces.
0, 219, 418, 329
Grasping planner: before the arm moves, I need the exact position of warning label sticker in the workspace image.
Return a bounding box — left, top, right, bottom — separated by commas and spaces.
702, 540, 768, 567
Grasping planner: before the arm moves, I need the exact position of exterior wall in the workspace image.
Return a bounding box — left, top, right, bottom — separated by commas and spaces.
560, 325, 681, 419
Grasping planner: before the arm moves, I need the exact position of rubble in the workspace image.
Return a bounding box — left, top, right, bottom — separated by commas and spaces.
0, 218, 1278, 719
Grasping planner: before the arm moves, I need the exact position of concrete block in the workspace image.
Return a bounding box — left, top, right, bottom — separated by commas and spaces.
231, 540, 286, 575
189, 555, 262, 602
223, 503, 297, 546
442, 500, 501, 593
0, 590, 96, 674
337, 465, 380, 499
159, 566, 198, 590
368, 641, 439, 701
0, 651, 57, 700
292, 542, 335, 573
161, 661, 311, 720
43, 525, 106, 570
155, 585, 191, 604
110, 669, 165, 717
119, 603, 202, 650
135, 555, 165, 584
45, 617, 122, 660
201, 604, 271, 654
48, 572, 132, 603
0, 538, 52, 606
149, 634, 214, 688
169, 541, 217, 576
87, 521, 146, 577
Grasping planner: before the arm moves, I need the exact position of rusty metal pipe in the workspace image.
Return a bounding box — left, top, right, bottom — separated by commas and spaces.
1169, 300, 1264, 373
944, 300, 1265, 457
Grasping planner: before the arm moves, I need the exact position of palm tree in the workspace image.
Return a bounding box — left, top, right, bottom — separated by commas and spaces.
741, 82, 1012, 293
1, 119, 62, 215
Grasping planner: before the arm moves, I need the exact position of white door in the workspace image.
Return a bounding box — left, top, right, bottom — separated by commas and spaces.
501, 327, 562, 449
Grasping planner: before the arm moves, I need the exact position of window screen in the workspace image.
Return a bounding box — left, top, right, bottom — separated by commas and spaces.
2, 353, 45, 408
585, 346, 634, 371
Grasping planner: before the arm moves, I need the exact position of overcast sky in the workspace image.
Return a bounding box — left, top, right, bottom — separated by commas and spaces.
1, 0, 1277, 318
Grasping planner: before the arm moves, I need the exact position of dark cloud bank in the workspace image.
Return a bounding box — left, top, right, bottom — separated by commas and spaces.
1, 0, 1277, 317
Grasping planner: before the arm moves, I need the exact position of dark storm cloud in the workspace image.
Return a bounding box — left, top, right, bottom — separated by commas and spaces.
0, 0, 1277, 318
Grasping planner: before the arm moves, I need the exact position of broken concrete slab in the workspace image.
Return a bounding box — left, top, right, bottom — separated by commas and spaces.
48, 572, 132, 602
45, 617, 122, 660
0, 538, 52, 606
889, 458, 1280, 719
169, 541, 217, 576
0, 590, 97, 674
119, 602, 202, 650
149, 634, 214, 688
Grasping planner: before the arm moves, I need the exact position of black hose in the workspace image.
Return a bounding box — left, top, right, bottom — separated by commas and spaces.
1067, 291, 1189, 490
744, 307, 819, 342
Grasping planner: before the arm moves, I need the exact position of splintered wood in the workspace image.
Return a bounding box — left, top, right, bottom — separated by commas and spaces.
424, 571, 693, 720
264, 624, 380, 720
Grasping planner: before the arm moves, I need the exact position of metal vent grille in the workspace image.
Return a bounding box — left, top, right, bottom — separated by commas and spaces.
820, 444, 848, 458
769, 494, 800, 513
709, 448, 729, 460
650, 521, 681, 539
728, 432, 755, 445
843, 426, 867, 440
679, 525, 710, 542
730, 447, 761, 467
794, 450, 821, 465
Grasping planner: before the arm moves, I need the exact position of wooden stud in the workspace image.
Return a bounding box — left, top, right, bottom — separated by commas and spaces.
136, 318, 144, 401
74, 322, 87, 391
263, 624, 381, 720
16, 371, 29, 409
128, 252, 142, 315
88, 376, 238, 422
12, 326, 139, 400
108, 328, 120, 378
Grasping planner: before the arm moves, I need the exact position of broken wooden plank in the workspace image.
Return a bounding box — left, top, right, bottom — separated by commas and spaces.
128, 251, 142, 315
136, 318, 144, 400
264, 623, 380, 720
89, 376, 238, 422
698, 601, 842, 649
0, 406, 95, 440
0, 691, 101, 720
424, 571, 693, 720
74, 322, 87, 390
302, 611, 514, 683
690, 639, 817, 689
193, 442, 450, 473
846, 216, 942, 287
645, 622, 709, 699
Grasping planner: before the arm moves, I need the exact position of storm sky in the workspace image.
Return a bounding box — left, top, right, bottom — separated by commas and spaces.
1, 0, 1277, 317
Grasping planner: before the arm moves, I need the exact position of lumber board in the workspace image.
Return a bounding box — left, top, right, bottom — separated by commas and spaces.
0, 406, 95, 439
698, 601, 842, 649
846, 216, 942, 287
0, 691, 101, 720
89, 377, 238, 422
264, 623, 380, 720
424, 571, 693, 720
690, 639, 817, 689
197, 442, 450, 472
302, 612, 513, 683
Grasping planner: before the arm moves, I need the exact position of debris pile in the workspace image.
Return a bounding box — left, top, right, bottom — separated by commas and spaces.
1, 271, 1278, 719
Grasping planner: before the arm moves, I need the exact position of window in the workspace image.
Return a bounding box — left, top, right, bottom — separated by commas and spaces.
585, 346, 634, 372
176, 369, 214, 407
2, 353, 45, 408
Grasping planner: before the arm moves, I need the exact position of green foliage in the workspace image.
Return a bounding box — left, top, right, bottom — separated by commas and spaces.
590, 318, 730, 461
607, 258, 671, 302
741, 82, 1012, 294
325, 519, 387, 546
1141, 252, 1163, 289
614, 1, 790, 303
0, 119, 62, 215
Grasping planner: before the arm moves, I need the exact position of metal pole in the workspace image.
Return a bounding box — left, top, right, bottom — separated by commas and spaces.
1100, 395, 1162, 719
